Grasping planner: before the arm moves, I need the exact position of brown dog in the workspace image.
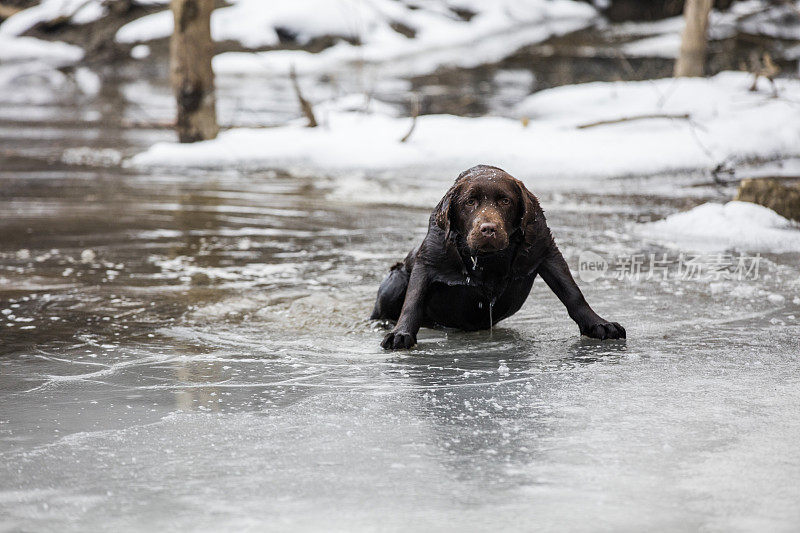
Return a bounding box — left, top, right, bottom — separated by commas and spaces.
370, 165, 625, 349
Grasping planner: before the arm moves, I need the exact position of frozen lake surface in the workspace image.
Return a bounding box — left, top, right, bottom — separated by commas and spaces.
2, 62, 800, 531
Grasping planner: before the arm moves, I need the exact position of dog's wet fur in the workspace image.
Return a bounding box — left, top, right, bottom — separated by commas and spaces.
370, 165, 626, 349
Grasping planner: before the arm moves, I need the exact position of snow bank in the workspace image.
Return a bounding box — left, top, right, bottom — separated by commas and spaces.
116, 0, 596, 76
637, 201, 800, 253
514, 71, 791, 128
131, 72, 800, 180
0, 0, 90, 69
0, 35, 83, 64
115, 10, 172, 44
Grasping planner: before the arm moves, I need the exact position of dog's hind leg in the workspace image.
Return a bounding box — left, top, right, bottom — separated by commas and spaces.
369, 262, 410, 321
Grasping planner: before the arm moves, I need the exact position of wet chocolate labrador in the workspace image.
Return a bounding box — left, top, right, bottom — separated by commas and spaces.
370, 165, 625, 349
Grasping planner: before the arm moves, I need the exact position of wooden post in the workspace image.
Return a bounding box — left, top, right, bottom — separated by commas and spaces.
170, 0, 218, 143
674, 0, 713, 77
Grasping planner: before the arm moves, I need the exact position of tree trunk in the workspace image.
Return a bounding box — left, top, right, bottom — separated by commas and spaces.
170, 0, 218, 143
674, 0, 713, 77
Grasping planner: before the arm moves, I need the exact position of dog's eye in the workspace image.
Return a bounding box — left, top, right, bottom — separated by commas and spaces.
499, 197, 511, 206
465, 198, 476, 207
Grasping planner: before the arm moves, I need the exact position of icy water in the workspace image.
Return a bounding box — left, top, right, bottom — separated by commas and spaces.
2, 63, 800, 531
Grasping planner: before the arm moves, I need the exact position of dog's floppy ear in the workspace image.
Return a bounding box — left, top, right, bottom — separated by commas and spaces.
515, 178, 543, 247
434, 181, 460, 240
511, 178, 548, 276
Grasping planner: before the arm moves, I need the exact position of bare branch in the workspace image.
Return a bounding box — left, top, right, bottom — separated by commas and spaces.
748, 52, 780, 97
399, 95, 420, 143
576, 113, 690, 129
289, 65, 317, 128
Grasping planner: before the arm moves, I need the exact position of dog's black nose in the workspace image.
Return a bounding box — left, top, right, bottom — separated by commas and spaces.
480, 223, 497, 237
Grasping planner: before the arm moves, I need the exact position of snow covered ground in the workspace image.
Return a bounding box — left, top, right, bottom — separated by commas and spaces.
638, 201, 800, 253
131, 72, 800, 180
115, 0, 596, 77
0, 34, 82, 64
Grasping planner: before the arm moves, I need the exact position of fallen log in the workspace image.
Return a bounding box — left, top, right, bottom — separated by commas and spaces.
735, 178, 800, 222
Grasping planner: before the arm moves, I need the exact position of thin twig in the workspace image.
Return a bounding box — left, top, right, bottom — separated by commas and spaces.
748, 52, 780, 97
710, 173, 800, 186
399, 95, 420, 143
711, 159, 736, 185
576, 113, 690, 129
121, 119, 176, 129
289, 65, 317, 128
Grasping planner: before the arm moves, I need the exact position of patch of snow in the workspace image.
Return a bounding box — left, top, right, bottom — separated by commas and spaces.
71, 1, 106, 25
130, 44, 151, 59
0, 35, 83, 65
516, 71, 788, 128
767, 293, 786, 304
0, 0, 105, 36
131, 72, 800, 182
637, 201, 800, 253
116, 0, 596, 77
115, 10, 172, 44
74, 67, 101, 96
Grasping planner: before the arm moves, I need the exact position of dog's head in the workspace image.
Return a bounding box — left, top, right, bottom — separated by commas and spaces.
434, 165, 541, 255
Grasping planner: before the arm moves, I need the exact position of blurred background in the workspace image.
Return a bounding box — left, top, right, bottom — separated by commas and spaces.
1, 1, 800, 531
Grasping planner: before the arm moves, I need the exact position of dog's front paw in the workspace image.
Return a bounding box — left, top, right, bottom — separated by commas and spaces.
581, 320, 626, 340
381, 330, 417, 350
